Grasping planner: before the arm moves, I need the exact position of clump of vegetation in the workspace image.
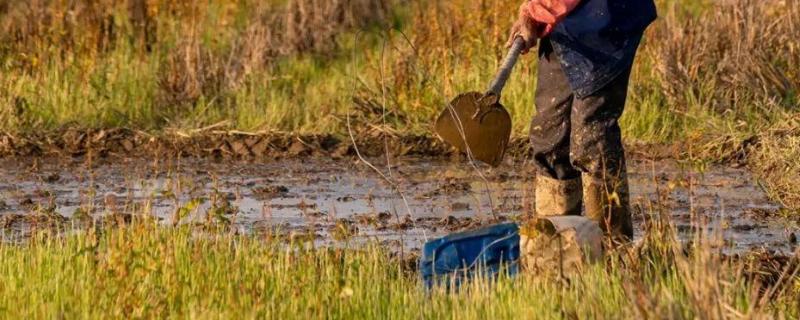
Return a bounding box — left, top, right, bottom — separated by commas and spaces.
0, 0, 396, 131
0, 218, 796, 318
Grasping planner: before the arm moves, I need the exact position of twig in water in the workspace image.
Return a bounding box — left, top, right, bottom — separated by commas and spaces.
391, 28, 498, 219
346, 31, 424, 241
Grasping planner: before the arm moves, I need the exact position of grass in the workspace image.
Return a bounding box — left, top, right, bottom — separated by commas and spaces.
0, 0, 793, 134
0, 219, 797, 319
0, 0, 794, 135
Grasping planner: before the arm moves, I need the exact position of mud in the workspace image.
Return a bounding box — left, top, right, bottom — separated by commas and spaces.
0, 129, 680, 161
0, 156, 797, 253
0, 129, 448, 159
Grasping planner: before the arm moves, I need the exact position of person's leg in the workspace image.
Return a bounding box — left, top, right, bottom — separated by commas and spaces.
529, 39, 582, 217
570, 67, 634, 241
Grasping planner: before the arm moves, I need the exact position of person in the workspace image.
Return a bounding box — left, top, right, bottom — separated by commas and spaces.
507, 0, 657, 242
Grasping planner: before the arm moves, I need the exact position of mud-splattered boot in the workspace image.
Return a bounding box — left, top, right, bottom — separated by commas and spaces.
582, 172, 634, 243
518, 216, 604, 276
519, 175, 600, 276
534, 175, 582, 217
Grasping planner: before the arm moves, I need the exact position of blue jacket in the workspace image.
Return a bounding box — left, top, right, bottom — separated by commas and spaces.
549, 0, 657, 98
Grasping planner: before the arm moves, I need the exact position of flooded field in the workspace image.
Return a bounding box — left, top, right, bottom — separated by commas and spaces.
0, 156, 797, 253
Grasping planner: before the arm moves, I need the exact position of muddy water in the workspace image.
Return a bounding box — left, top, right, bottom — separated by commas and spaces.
0, 157, 797, 253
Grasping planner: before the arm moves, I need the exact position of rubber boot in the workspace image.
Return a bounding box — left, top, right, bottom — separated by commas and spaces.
582, 172, 634, 242
534, 175, 582, 217
521, 176, 599, 275
519, 216, 604, 276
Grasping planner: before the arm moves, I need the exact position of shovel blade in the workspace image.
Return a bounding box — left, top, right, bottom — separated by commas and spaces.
435, 92, 512, 167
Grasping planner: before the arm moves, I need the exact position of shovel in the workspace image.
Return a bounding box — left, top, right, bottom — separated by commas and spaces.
434, 38, 526, 167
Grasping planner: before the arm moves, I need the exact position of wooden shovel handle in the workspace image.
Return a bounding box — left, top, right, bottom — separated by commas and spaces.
487, 37, 525, 96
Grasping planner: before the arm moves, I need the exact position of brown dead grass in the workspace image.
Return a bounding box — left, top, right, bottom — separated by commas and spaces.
748, 114, 800, 209
636, 0, 800, 209
0, 0, 393, 111
652, 0, 800, 115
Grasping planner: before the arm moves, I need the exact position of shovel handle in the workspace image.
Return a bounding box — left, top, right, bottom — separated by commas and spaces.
487, 37, 525, 96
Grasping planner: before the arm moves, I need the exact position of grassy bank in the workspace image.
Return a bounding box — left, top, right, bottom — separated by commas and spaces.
0, 221, 797, 318
1, 0, 799, 206
1, 0, 796, 137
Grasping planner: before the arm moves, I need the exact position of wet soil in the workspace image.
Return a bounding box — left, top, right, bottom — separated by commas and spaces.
0, 156, 797, 253
0, 129, 679, 161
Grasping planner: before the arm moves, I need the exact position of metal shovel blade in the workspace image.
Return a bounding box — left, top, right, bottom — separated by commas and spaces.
434, 92, 512, 167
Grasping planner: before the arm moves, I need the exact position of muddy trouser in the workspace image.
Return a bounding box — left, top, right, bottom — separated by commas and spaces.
529, 39, 634, 240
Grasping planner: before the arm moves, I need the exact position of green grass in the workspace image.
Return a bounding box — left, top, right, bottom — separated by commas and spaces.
0, 0, 793, 147
0, 0, 785, 137
0, 0, 795, 140
0, 222, 797, 319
